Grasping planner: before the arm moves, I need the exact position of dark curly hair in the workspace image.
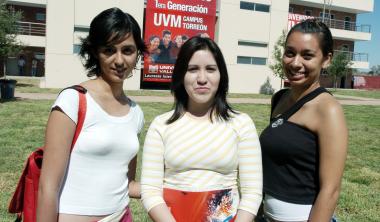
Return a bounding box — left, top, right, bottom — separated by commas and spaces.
79, 7, 147, 77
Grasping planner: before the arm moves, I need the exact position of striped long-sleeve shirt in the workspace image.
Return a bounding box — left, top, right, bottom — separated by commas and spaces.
141, 111, 263, 215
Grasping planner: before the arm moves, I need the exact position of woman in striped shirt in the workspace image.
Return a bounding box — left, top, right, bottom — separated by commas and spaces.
141, 36, 263, 222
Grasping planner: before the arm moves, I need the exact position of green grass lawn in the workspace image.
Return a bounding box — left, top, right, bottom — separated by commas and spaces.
331, 88, 380, 99
14, 78, 379, 100
14, 78, 270, 98
1, 99, 379, 221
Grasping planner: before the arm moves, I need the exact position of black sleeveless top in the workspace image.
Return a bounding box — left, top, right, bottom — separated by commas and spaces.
259, 87, 329, 204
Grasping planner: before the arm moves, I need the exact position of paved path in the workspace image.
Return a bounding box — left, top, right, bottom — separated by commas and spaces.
14, 92, 380, 106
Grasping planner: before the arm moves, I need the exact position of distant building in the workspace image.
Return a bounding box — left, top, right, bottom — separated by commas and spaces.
2, 0, 374, 93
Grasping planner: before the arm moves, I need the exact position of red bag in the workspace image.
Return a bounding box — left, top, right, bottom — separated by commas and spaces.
8, 85, 87, 222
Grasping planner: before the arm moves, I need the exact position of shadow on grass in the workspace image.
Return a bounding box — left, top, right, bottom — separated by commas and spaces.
16, 83, 35, 88
0, 97, 29, 103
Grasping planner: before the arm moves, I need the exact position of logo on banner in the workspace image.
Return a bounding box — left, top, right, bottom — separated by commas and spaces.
149, 65, 159, 73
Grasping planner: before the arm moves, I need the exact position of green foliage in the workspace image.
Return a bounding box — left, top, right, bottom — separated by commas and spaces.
369, 65, 380, 75
269, 30, 287, 85
327, 51, 353, 89
0, 0, 22, 58
259, 77, 275, 95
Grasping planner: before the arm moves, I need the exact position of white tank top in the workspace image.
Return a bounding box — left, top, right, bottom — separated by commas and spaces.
264, 194, 312, 221
52, 89, 144, 215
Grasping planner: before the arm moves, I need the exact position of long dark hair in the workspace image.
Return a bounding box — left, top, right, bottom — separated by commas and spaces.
167, 36, 235, 124
79, 7, 147, 77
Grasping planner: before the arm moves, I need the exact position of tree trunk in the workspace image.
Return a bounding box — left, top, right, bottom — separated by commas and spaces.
2, 59, 6, 79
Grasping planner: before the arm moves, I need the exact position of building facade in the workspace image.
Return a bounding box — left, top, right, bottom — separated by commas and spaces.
3, 0, 374, 93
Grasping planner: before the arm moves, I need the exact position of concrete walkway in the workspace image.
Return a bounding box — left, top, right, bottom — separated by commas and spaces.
14, 92, 380, 106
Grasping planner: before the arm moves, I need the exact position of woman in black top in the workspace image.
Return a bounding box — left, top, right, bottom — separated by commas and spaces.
259, 19, 347, 222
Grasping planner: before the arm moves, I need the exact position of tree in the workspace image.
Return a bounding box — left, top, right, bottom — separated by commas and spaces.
259, 77, 275, 95
327, 51, 353, 89
370, 65, 380, 76
0, 0, 23, 78
269, 29, 287, 88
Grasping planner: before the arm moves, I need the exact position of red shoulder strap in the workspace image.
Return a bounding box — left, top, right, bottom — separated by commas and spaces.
70, 89, 87, 151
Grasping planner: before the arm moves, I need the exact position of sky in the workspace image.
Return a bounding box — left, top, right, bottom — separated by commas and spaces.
355, 0, 380, 72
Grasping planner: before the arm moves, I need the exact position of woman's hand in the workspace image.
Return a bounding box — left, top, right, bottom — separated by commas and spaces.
148, 204, 176, 222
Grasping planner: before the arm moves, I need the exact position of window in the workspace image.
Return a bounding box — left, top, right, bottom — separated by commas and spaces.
240, 1, 270, 13
252, 57, 267, 65
344, 16, 352, 30
340, 45, 349, 51
237, 56, 267, 65
36, 13, 46, 21
74, 26, 90, 32
34, 53, 45, 60
73, 44, 81, 54
240, 1, 255, 10
305, 9, 312, 16
255, 3, 270, 12
319, 12, 334, 20
238, 40, 267, 48
237, 56, 251, 64
289, 7, 294, 13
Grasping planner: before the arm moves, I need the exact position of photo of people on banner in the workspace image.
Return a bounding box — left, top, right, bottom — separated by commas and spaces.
143, 0, 217, 83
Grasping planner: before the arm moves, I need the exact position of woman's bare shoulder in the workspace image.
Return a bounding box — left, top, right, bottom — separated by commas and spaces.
315, 93, 343, 117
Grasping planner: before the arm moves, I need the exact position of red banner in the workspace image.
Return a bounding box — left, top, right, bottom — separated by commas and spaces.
353, 76, 380, 89
143, 0, 217, 83
288, 13, 314, 30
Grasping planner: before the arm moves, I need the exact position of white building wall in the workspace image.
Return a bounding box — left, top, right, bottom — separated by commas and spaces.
43, 0, 144, 89
267, 0, 290, 91
330, 28, 372, 41
41, 0, 373, 93
217, 0, 289, 93
290, 0, 373, 13
16, 35, 45, 47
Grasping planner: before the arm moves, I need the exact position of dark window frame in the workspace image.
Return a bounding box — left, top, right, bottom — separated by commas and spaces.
238, 40, 268, 48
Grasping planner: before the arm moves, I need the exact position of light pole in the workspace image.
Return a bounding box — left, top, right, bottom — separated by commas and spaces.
322, 0, 326, 22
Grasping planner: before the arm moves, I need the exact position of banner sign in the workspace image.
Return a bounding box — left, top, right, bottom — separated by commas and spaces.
143, 0, 217, 83
288, 13, 314, 30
